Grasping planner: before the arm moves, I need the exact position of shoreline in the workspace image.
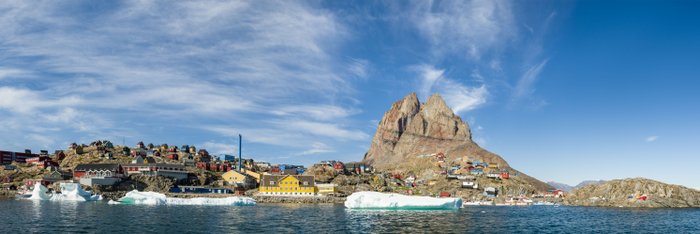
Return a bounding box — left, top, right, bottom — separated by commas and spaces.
253, 195, 346, 204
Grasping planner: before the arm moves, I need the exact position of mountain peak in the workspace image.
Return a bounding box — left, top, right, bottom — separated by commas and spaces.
362, 92, 552, 192
423, 93, 453, 117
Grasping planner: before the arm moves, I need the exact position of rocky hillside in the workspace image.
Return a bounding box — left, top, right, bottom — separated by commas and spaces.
564, 178, 700, 208
363, 92, 551, 192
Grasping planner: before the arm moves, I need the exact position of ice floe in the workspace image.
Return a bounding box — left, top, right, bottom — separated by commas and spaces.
113, 190, 256, 206
27, 183, 102, 201
344, 191, 462, 210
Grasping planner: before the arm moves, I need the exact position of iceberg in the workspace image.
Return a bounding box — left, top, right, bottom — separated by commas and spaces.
53, 183, 103, 201
26, 183, 102, 201
344, 191, 462, 210
28, 184, 52, 200
115, 190, 256, 206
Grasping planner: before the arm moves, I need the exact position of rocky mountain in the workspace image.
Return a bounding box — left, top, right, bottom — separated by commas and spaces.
564, 178, 700, 208
547, 181, 574, 192
363, 92, 551, 192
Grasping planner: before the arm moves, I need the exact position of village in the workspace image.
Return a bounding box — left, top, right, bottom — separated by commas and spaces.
0, 139, 565, 206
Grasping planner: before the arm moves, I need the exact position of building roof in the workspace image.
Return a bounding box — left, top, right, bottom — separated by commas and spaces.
261, 174, 315, 187
74, 164, 121, 171
125, 163, 185, 169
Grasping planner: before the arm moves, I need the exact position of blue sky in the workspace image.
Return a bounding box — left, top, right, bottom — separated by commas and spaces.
1, 1, 699, 189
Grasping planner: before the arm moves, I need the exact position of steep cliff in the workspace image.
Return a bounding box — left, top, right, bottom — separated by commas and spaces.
564, 178, 700, 208
363, 92, 551, 192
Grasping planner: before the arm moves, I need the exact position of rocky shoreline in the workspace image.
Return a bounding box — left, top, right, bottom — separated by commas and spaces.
253, 195, 346, 204
0, 190, 15, 200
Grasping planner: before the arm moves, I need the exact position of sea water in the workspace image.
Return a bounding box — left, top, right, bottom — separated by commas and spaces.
1, 200, 698, 233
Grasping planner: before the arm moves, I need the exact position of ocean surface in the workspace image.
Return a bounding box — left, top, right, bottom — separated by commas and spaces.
1, 200, 699, 233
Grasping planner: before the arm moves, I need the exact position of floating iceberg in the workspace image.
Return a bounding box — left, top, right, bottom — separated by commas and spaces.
26, 183, 102, 201
114, 190, 256, 206
54, 183, 103, 201
28, 184, 52, 200
344, 191, 462, 210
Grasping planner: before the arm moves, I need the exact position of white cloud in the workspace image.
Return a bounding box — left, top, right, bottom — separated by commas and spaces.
514, 59, 549, 98
0, 1, 367, 154
271, 105, 359, 121
409, 0, 514, 60
348, 58, 370, 79
279, 120, 369, 141
416, 65, 488, 114
646, 136, 659, 142
297, 142, 335, 156
0, 67, 29, 80
201, 141, 237, 156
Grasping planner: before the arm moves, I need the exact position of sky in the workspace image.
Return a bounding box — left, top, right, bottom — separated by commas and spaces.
1, 1, 699, 189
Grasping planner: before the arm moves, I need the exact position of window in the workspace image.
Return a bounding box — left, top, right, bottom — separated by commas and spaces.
303, 182, 309, 186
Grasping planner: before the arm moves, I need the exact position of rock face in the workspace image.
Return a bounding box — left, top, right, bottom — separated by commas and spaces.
564, 178, 700, 208
363, 92, 551, 192
364, 93, 502, 167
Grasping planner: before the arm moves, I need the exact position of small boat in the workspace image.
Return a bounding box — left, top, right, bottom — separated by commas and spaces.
532, 201, 556, 206
462, 201, 494, 207
504, 197, 532, 206
15, 189, 32, 199
463, 201, 482, 206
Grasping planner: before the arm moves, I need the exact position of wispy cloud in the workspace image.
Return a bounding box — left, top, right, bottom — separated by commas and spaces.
401, 1, 555, 108
416, 65, 488, 114
201, 141, 237, 156
347, 58, 370, 79
646, 136, 659, 142
409, 0, 514, 60
0, 67, 30, 80
297, 142, 335, 156
514, 59, 549, 98
0, 1, 367, 157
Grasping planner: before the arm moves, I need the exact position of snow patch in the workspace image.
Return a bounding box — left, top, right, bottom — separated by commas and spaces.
116, 190, 256, 206
344, 191, 462, 210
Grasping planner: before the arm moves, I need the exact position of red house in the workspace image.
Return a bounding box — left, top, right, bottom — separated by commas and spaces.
166, 153, 178, 161
333, 162, 345, 171
500, 172, 510, 179
26, 156, 52, 166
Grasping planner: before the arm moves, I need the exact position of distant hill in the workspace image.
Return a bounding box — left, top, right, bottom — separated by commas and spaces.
575, 180, 606, 188
564, 178, 700, 208
547, 181, 574, 192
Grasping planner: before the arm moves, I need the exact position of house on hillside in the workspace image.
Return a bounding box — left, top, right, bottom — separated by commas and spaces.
74, 164, 124, 186
43, 170, 73, 184
222, 170, 256, 188
123, 163, 188, 181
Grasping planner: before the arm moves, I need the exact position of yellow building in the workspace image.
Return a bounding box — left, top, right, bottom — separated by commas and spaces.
241, 169, 261, 183
315, 183, 337, 196
222, 170, 249, 185
259, 175, 316, 196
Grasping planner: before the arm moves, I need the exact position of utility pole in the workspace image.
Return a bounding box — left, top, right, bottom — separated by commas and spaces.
238, 134, 242, 172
